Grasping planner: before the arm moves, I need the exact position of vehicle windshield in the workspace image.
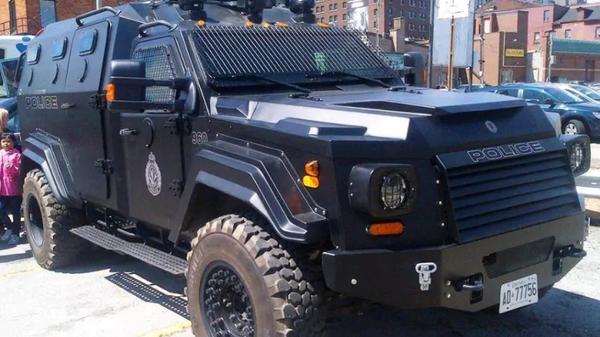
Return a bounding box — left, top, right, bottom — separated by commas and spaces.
573, 85, 600, 100
191, 25, 398, 91
546, 87, 585, 104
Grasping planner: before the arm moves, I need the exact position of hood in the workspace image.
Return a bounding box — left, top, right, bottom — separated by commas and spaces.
211, 87, 556, 157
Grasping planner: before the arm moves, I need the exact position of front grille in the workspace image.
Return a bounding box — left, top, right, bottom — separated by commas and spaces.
442, 150, 580, 243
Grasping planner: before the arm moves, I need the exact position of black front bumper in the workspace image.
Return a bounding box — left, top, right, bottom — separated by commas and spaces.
322, 213, 586, 312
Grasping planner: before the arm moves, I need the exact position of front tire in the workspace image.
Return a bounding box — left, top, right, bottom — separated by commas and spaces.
22, 169, 87, 269
563, 120, 586, 135
186, 215, 326, 337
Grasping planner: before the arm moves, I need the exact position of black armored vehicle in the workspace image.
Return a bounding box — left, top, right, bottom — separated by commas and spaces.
18, 1, 590, 336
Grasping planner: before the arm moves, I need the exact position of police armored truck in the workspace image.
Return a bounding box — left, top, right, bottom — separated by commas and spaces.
18, 1, 590, 336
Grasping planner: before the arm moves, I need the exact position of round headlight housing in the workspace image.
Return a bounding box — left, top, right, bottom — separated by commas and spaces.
570, 142, 584, 172
380, 172, 409, 210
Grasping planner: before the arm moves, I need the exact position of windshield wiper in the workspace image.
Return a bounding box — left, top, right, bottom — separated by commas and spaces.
307, 71, 392, 88
229, 74, 311, 94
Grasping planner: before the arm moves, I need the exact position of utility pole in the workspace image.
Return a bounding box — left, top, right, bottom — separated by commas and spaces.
96, 0, 102, 9
447, 15, 455, 91
427, 0, 435, 88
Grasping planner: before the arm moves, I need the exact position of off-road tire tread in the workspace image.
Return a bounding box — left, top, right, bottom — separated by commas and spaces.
186, 214, 326, 337
25, 169, 86, 269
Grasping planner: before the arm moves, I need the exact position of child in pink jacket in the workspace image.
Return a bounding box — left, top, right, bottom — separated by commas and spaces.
0, 134, 22, 245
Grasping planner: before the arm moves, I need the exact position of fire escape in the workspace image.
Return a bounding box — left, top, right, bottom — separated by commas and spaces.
0, 17, 41, 35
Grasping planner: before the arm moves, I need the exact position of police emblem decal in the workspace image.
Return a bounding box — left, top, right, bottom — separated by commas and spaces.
485, 120, 498, 134
145, 152, 162, 196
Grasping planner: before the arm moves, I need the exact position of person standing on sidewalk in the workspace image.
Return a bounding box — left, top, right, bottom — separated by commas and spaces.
0, 133, 22, 245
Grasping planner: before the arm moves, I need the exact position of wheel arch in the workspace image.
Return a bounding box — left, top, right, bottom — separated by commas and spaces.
170, 146, 330, 245
21, 133, 80, 208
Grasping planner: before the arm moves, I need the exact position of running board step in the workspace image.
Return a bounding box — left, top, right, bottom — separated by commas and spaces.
71, 225, 187, 276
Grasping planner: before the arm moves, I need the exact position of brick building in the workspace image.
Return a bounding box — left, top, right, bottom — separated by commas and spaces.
474, 8, 529, 85
314, 0, 430, 40
476, 0, 600, 83
0, 0, 129, 35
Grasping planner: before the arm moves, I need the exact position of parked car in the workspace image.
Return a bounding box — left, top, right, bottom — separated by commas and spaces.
552, 83, 600, 104
485, 83, 600, 141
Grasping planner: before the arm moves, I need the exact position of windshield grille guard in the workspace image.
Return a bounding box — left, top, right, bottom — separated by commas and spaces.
192, 25, 395, 84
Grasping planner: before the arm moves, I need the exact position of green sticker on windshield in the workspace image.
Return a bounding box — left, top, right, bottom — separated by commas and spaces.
314, 52, 327, 72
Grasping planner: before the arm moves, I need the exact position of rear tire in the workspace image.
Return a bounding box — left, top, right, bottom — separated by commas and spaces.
22, 169, 87, 269
186, 214, 326, 337
563, 120, 586, 135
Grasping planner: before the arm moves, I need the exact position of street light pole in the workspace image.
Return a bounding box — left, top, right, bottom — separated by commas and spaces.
96, 0, 102, 9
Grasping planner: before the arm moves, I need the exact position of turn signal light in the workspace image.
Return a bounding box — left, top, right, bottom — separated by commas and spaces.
305, 160, 319, 177
367, 222, 405, 236
106, 83, 116, 102
302, 176, 320, 189
196, 20, 206, 28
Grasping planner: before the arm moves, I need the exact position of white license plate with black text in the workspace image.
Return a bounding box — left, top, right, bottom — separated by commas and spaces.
499, 274, 538, 314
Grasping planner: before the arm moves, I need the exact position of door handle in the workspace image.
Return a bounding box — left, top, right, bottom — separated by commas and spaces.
119, 128, 138, 136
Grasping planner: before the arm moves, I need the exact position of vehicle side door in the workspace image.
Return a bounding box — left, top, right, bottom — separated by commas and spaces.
523, 88, 555, 112
116, 36, 186, 228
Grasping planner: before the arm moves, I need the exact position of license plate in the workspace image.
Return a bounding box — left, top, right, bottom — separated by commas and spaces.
499, 274, 538, 314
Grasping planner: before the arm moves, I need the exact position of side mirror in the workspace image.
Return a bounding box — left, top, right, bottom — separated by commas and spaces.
543, 98, 556, 107
110, 60, 146, 103
107, 59, 192, 112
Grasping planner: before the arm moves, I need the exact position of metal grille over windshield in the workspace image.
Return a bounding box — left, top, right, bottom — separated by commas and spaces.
192, 25, 394, 83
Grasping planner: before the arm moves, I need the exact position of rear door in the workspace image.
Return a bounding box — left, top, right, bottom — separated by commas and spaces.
62, 21, 111, 203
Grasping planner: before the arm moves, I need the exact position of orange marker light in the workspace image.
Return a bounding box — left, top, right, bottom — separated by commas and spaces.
106, 83, 116, 102
196, 20, 206, 28
305, 160, 319, 177
245, 21, 254, 28
368, 222, 405, 236
275, 21, 289, 28
303, 176, 320, 189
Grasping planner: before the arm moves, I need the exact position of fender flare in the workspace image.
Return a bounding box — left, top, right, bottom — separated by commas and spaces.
170, 145, 329, 244
22, 132, 79, 207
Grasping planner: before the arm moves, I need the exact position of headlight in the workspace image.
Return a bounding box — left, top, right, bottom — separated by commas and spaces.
593, 112, 600, 119
348, 164, 417, 217
569, 142, 584, 172
560, 134, 591, 177
380, 173, 408, 210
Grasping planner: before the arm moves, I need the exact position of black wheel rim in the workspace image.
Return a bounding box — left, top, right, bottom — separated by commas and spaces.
200, 262, 256, 337
26, 194, 44, 247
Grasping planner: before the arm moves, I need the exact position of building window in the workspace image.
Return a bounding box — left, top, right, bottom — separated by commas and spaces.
565, 29, 572, 39
40, 0, 57, 27
342, 2, 347, 8
329, 4, 332, 10
409, 11, 415, 18
534, 32, 541, 44
410, 0, 416, 6
343, 13, 347, 20
333, 3, 337, 10
543, 10, 551, 23
8, 0, 16, 34
409, 23, 415, 31
483, 18, 491, 33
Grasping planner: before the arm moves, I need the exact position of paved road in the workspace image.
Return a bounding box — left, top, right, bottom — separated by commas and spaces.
1, 226, 600, 337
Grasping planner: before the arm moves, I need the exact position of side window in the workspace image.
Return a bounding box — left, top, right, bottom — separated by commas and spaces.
523, 89, 547, 104
497, 88, 518, 97
132, 46, 176, 105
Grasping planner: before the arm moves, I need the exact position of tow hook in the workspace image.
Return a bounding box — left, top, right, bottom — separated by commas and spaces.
454, 274, 484, 292
553, 245, 587, 275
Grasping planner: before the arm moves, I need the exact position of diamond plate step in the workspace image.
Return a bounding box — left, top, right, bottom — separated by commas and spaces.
71, 226, 187, 275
